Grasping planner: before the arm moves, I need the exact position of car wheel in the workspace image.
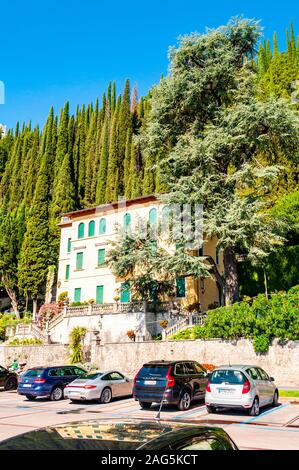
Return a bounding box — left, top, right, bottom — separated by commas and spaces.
206, 405, 216, 413
50, 386, 63, 401
100, 387, 112, 404
4, 377, 18, 391
249, 397, 259, 416
272, 390, 279, 407
26, 395, 36, 401
178, 390, 191, 411
139, 401, 152, 409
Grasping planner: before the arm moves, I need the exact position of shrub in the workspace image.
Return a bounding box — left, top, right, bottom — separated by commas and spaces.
170, 328, 193, 340
69, 327, 87, 364
8, 338, 43, 346
152, 334, 162, 341
58, 292, 69, 303
252, 335, 270, 354
37, 302, 64, 329
170, 285, 299, 353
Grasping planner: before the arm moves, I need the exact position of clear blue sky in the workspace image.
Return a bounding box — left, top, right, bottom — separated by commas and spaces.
0, 0, 298, 129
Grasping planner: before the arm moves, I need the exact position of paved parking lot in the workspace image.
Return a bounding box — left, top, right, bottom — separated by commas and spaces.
0, 390, 298, 450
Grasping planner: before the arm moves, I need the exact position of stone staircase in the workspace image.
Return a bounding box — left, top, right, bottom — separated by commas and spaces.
162, 312, 206, 340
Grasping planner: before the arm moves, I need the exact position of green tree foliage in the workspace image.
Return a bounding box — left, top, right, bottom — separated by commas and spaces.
0, 82, 154, 310
142, 17, 299, 305
0, 20, 298, 313
171, 285, 299, 353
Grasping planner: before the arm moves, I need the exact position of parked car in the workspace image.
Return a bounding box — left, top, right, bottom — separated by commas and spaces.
205, 365, 279, 416
133, 360, 210, 411
65, 370, 132, 403
17, 365, 87, 401
0, 365, 18, 391
0, 418, 238, 450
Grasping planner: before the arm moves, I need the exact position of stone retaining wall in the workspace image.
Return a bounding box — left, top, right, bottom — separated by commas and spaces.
94, 338, 299, 388
0, 338, 298, 387
0, 344, 68, 368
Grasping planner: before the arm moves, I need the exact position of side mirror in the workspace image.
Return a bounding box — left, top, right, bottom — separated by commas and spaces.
125, 377, 130, 382
270, 377, 275, 382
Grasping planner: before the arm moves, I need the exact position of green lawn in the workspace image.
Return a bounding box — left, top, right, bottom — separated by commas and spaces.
279, 390, 299, 398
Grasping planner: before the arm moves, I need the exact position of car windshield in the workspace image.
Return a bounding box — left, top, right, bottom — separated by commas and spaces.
80, 373, 103, 380
23, 369, 45, 378
210, 369, 246, 384
138, 366, 170, 378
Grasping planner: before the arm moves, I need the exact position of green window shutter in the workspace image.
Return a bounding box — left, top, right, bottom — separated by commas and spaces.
88, 220, 95, 237
67, 238, 72, 253
149, 208, 157, 226
96, 285, 104, 304
124, 213, 131, 229
76, 252, 83, 270
120, 282, 130, 303
74, 288, 81, 303
98, 248, 106, 266
99, 218, 106, 234
176, 277, 186, 298
65, 265, 70, 280
78, 223, 84, 239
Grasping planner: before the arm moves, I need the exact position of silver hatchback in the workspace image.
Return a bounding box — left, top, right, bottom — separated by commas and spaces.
205, 365, 279, 416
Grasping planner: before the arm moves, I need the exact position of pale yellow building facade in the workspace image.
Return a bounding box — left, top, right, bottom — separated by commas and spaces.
57, 195, 224, 311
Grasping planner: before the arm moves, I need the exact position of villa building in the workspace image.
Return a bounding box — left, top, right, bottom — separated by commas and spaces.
57, 195, 223, 311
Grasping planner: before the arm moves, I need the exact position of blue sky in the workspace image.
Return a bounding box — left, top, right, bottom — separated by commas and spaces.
0, 0, 298, 129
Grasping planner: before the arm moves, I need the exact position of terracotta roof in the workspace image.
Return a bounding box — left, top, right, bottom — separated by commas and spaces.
61, 194, 159, 220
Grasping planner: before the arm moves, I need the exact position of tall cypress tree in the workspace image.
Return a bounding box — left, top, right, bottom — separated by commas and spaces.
18, 152, 51, 317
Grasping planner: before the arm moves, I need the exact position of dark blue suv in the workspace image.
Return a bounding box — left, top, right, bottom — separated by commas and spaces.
18, 365, 87, 401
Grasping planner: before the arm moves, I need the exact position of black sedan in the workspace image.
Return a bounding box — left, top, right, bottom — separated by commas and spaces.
0, 365, 18, 391
0, 419, 238, 450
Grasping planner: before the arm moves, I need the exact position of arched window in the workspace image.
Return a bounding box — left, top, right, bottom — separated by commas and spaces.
99, 218, 106, 235
78, 222, 84, 239
149, 208, 157, 227
88, 220, 95, 237
124, 213, 131, 230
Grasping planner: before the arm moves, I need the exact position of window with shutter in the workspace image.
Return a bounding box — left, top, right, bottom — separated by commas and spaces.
97, 248, 106, 266
88, 220, 95, 237
76, 252, 83, 270
78, 223, 84, 239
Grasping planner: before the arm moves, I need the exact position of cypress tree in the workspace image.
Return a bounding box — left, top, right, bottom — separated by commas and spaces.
96, 117, 109, 204
18, 152, 51, 317
105, 96, 121, 202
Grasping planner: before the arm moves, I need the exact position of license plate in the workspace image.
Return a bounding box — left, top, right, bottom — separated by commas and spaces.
217, 388, 233, 395
23, 384, 31, 388
144, 380, 156, 385
70, 391, 80, 396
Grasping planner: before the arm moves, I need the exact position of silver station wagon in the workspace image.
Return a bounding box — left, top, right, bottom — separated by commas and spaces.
64, 370, 132, 403
205, 365, 279, 416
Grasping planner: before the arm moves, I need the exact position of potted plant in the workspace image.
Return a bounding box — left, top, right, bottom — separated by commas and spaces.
127, 330, 136, 341
159, 319, 169, 329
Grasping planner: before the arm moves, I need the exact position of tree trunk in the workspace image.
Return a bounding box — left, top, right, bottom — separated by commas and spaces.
32, 299, 37, 322
205, 255, 225, 306
263, 268, 269, 300
223, 247, 239, 305
2, 280, 20, 319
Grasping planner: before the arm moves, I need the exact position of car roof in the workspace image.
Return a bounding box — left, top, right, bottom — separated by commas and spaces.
27, 365, 85, 370
143, 360, 199, 366
214, 365, 262, 371
0, 418, 230, 451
